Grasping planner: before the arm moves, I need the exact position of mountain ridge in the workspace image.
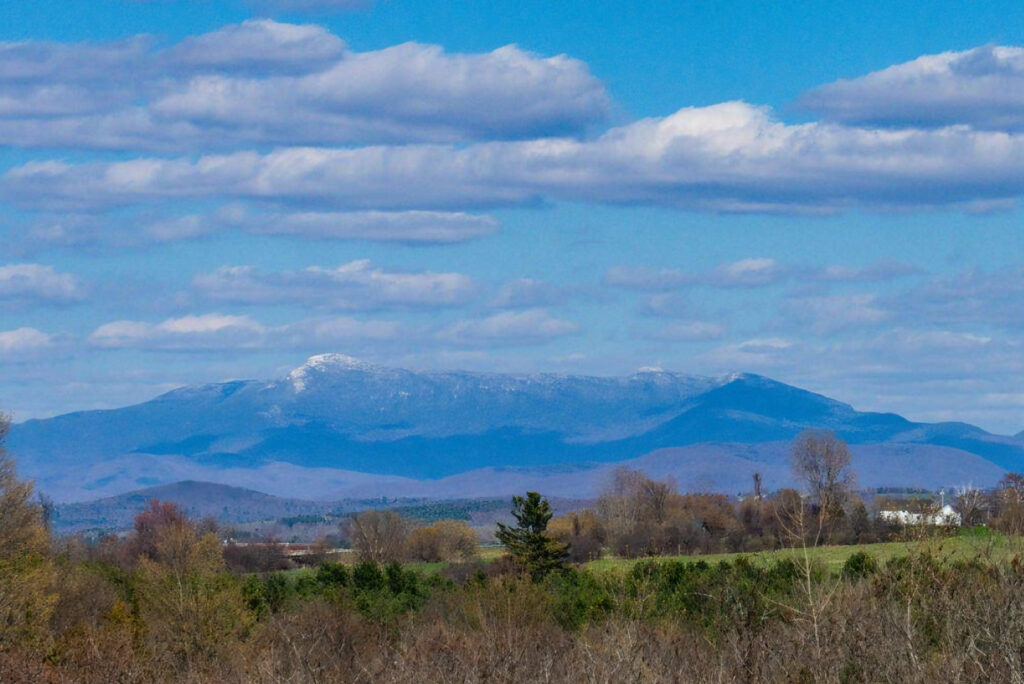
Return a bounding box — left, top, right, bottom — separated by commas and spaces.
8, 355, 1022, 502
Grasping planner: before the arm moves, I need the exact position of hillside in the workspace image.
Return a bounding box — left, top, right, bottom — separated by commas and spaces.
10, 354, 1023, 502
51, 481, 340, 532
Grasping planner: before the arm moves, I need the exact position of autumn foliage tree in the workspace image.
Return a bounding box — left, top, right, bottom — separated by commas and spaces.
128, 499, 189, 562
130, 500, 250, 673
0, 413, 56, 655
405, 519, 478, 562
547, 510, 605, 562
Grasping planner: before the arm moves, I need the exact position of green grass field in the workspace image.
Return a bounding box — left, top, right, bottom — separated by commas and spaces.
585, 527, 1024, 574
277, 529, 1024, 578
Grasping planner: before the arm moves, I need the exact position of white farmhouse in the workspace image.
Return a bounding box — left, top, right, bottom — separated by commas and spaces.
879, 504, 961, 526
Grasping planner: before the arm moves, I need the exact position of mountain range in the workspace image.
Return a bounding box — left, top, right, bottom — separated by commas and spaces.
8, 353, 1021, 504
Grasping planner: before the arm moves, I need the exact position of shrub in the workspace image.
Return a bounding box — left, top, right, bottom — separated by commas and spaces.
405, 519, 479, 562
315, 562, 350, 588
842, 551, 878, 580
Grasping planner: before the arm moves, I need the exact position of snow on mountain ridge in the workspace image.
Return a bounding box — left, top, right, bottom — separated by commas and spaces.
289, 353, 382, 391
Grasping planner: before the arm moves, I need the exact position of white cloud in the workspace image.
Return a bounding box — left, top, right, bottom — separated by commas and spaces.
710, 258, 781, 287
167, 19, 345, 74
638, 293, 698, 318
700, 337, 795, 369
609, 258, 915, 294
606, 257, 781, 291
238, 209, 498, 244
802, 45, 1024, 130
18, 99, 1024, 214
88, 312, 402, 351
20, 207, 496, 249
685, 327, 1024, 431
890, 264, 1024, 329
802, 261, 916, 283
153, 42, 609, 145
780, 294, 891, 335
0, 37, 150, 85
191, 260, 476, 310
0, 327, 53, 357
442, 309, 579, 346
89, 314, 265, 350
278, 316, 402, 346
0, 25, 608, 151
0, 264, 83, 304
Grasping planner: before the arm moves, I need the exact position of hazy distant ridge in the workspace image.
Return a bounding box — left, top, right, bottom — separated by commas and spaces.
10, 354, 1022, 502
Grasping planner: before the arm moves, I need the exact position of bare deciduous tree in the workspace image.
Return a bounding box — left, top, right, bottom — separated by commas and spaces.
994, 473, 1024, 534
347, 510, 410, 563
954, 485, 987, 528
790, 430, 857, 545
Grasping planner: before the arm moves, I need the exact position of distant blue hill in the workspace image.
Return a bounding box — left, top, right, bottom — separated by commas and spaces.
8, 354, 1022, 501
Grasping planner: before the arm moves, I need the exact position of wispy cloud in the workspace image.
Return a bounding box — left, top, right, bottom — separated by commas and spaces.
441, 309, 579, 346
606, 258, 912, 292
88, 313, 403, 351
191, 260, 476, 310
0, 264, 84, 304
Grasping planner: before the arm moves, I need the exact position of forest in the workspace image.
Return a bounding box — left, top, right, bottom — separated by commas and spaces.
4, 421, 1024, 682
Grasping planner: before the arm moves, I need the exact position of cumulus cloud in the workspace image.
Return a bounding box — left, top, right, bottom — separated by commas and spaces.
89, 314, 264, 350
802, 45, 1024, 130
166, 19, 345, 74
14, 100, 1024, 214
0, 264, 83, 304
0, 37, 150, 85
441, 309, 579, 346
191, 260, 475, 310
88, 312, 402, 351
0, 327, 54, 357
153, 42, 609, 144
0, 22, 608, 151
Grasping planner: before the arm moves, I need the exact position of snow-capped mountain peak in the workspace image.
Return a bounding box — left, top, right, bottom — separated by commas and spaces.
289, 353, 379, 391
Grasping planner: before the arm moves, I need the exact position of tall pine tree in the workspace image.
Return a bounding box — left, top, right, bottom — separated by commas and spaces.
496, 491, 567, 579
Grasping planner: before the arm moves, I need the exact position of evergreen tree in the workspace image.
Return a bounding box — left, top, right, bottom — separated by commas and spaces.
496, 491, 567, 578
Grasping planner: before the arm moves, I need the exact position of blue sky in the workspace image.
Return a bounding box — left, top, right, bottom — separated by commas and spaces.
3, 0, 1024, 433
